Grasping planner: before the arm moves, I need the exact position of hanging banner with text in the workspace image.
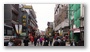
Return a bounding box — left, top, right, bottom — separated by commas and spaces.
19, 25, 22, 34
15, 25, 18, 34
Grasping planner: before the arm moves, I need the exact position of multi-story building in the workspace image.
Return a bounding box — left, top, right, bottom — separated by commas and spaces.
19, 8, 28, 36
79, 4, 84, 41
69, 4, 84, 42
54, 4, 69, 36
4, 4, 19, 42
19, 5, 38, 36
4, 4, 19, 35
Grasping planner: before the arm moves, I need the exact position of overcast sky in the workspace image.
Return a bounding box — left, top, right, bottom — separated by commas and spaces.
26, 4, 55, 31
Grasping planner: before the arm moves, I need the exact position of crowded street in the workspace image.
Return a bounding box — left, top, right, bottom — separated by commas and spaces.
4, 4, 84, 46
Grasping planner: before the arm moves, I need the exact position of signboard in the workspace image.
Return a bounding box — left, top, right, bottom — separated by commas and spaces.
19, 25, 22, 34
74, 28, 80, 33
23, 6, 32, 9
23, 15, 26, 18
21, 33, 26, 36
15, 25, 22, 34
15, 25, 18, 34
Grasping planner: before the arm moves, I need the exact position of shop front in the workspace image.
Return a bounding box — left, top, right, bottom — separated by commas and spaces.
73, 28, 80, 42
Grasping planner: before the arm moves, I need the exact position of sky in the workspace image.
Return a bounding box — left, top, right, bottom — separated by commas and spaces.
26, 4, 55, 31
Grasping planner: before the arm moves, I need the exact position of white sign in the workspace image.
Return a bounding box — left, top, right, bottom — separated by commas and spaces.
74, 28, 80, 33
73, 25, 76, 29
19, 25, 22, 34
15, 25, 18, 33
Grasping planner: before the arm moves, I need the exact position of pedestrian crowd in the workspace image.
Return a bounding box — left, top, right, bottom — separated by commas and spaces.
4, 33, 84, 46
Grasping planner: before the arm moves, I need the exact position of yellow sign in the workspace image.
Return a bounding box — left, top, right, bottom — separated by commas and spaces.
23, 19, 26, 22
23, 6, 32, 9
60, 32, 62, 36
18, 25, 22, 34
23, 15, 26, 18
23, 23, 26, 26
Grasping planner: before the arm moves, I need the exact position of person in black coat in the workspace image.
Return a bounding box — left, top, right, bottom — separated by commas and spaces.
49, 36, 53, 46
43, 40, 48, 46
44, 35, 49, 45
23, 36, 29, 46
34, 35, 37, 46
60, 39, 66, 46
53, 40, 60, 46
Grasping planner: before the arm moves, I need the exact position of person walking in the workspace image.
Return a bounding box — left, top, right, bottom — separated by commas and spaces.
23, 36, 29, 46
43, 40, 48, 46
34, 35, 37, 46
60, 38, 66, 46
53, 39, 60, 46
30, 35, 34, 45
14, 37, 22, 46
44, 35, 49, 45
49, 36, 53, 46
40, 36, 43, 46
8, 38, 14, 46
37, 38, 40, 46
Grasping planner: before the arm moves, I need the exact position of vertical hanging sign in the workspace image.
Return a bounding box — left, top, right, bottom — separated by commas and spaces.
19, 25, 22, 34
15, 25, 18, 34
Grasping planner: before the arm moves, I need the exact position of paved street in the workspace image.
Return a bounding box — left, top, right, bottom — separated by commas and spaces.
4, 4, 84, 46
21, 39, 70, 46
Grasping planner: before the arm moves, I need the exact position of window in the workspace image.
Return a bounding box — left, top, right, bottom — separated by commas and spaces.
7, 30, 12, 36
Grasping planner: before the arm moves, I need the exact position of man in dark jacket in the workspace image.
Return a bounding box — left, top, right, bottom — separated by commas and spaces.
60, 39, 66, 46
53, 39, 60, 46
23, 36, 29, 46
43, 40, 48, 46
44, 35, 49, 45
49, 36, 53, 46
34, 35, 37, 46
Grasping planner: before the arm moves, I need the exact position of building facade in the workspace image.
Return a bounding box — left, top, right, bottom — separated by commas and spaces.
54, 4, 69, 36
79, 4, 84, 41
4, 4, 19, 42
4, 4, 19, 36
19, 5, 38, 37
69, 4, 84, 42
